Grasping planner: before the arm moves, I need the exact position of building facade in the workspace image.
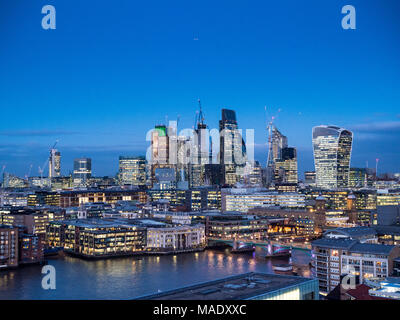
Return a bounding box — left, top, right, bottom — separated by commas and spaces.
118, 156, 146, 186
312, 125, 353, 189
73, 158, 92, 186
311, 238, 400, 294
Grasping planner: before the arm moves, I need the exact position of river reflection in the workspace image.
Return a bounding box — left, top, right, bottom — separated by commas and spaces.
0, 249, 311, 300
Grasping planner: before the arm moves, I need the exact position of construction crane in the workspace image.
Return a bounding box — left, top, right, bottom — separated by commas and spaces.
194, 99, 207, 130
25, 164, 33, 180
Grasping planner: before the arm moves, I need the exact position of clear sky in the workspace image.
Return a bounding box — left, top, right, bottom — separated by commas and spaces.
0, 0, 399, 178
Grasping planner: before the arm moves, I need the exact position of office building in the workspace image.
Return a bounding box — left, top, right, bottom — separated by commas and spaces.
190, 100, 210, 188
118, 156, 146, 186
73, 158, 92, 186
304, 171, 316, 186
266, 125, 288, 185
47, 219, 147, 258
219, 109, 246, 186
349, 168, 367, 188
0, 208, 48, 236
377, 190, 400, 206
150, 124, 175, 186
312, 125, 353, 189
49, 149, 61, 178
59, 189, 146, 207
243, 161, 263, 187
274, 147, 298, 184
205, 214, 283, 240
153, 167, 177, 190
222, 189, 305, 212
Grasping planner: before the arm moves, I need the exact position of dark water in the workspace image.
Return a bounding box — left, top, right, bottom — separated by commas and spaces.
0, 248, 311, 300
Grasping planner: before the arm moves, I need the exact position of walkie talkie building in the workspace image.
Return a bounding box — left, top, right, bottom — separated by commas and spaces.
312, 125, 353, 189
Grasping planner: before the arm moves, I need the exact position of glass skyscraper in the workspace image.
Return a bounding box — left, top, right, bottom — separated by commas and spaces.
219, 109, 247, 186
118, 156, 146, 186
274, 147, 298, 184
312, 125, 353, 189
49, 149, 61, 178
73, 158, 92, 186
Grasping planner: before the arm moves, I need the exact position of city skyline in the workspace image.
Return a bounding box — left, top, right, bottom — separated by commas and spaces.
1, 0, 400, 177
3, 0, 400, 306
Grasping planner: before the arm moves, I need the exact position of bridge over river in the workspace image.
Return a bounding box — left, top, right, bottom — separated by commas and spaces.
207, 237, 312, 252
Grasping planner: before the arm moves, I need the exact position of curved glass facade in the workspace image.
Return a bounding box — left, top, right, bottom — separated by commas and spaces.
312, 125, 353, 189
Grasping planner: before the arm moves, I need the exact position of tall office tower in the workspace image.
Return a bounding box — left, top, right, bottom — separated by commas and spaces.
49, 149, 61, 178
176, 135, 190, 183
312, 125, 353, 189
118, 156, 146, 186
190, 100, 210, 188
151, 125, 169, 165
266, 125, 288, 185
219, 109, 247, 186
150, 124, 171, 185
73, 158, 92, 186
272, 127, 288, 162
274, 147, 298, 184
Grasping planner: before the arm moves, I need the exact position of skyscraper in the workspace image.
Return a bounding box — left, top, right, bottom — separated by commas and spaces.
274, 147, 298, 184
150, 124, 172, 185
73, 158, 92, 186
49, 149, 61, 178
272, 127, 288, 163
219, 109, 246, 186
312, 125, 353, 189
151, 125, 169, 165
190, 100, 210, 188
266, 125, 289, 185
118, 156, 146, 186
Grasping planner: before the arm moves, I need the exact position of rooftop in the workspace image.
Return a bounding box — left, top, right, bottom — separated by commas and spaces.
323, 226, 376, 239
346, 284, 389, 300
135, 272, 316, 300
312, 238, 396, 255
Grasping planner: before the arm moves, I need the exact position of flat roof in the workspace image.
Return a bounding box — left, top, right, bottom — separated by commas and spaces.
312, 238, 396, 255
324, 226, 376, 239
135, 272, 315, 300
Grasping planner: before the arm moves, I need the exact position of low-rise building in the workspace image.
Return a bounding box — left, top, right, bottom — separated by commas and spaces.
146, 224, 205, 253
136, 272, 319, 300
222, 190, 305, 212
0, 225, 18, 268
323, 227, 378, 243
47, 219, 147, 258
311, 238, 400, 294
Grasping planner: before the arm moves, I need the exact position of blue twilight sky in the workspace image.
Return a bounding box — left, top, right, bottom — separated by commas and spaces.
0, 0, 400, 178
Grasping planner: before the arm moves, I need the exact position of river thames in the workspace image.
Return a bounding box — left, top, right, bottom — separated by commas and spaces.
0, 248, 311, 299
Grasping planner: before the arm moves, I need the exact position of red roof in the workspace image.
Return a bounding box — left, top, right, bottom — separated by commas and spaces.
346, 284, 390, 300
